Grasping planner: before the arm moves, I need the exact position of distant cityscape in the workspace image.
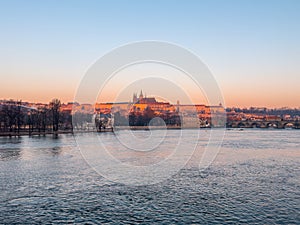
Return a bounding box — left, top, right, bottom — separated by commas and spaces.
0, 90, 300, 136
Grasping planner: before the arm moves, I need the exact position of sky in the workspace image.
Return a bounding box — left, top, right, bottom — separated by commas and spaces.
0, 0, 299, 108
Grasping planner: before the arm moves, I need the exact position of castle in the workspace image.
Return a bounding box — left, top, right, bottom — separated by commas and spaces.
132, 90, 157, 104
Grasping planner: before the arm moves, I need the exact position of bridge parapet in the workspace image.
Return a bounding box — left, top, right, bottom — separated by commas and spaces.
226, 120, 299, 129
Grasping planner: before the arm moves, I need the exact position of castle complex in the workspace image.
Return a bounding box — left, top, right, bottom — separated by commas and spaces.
93, 90, 226, 127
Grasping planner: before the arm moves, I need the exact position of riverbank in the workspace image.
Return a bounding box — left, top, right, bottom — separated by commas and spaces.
0, 130, 74, 137
1, 126, 299, 137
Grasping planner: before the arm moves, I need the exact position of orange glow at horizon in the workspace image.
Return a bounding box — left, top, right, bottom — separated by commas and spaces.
1, 84, 300, 108
1, 70, 299, 108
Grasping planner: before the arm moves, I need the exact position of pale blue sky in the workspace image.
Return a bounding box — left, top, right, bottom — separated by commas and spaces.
0, 0, 299, 107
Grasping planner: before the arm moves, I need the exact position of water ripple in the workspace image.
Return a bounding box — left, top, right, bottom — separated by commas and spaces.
0, 130, 299, 224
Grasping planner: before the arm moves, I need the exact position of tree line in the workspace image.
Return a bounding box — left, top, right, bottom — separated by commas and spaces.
115, 106, 181, 126
0, 99, 72, 135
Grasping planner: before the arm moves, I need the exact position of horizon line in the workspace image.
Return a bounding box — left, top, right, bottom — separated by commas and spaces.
1, 98, 299, 110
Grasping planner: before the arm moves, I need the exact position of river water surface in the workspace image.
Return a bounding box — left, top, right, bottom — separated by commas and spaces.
0, 130, 299, 224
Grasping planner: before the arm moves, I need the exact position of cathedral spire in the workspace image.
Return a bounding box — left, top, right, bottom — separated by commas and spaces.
139, 90, 143, 100
132, 93, 138, 103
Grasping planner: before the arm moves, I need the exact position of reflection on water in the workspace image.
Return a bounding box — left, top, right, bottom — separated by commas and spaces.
0, 134, 75, 161
0, 130, 299, 224
0, 147, 22, 160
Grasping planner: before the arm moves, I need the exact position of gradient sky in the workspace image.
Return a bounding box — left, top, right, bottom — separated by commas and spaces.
0, 0, 299, 107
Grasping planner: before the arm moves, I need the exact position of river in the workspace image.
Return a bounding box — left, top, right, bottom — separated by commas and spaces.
0, 129, 299, 224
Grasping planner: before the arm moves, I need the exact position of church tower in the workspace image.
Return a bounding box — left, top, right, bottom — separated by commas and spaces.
139, 90, 144, 101
132, 93, 138, 103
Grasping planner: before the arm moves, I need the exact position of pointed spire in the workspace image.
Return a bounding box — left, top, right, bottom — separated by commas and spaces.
133, 92, 138, 103
139, 90, 143, 99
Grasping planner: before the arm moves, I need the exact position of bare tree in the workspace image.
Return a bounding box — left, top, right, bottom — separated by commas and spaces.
49, 99, 61, 132
15, 100, 23, 134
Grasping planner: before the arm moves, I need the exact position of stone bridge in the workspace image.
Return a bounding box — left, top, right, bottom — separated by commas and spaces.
227, 120, 300, 129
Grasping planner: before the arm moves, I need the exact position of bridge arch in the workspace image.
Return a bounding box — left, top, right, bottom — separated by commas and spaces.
266, 122, 278, 128
226, 122, 233, 128
283, 122, 294, 129
237, 122, 246, 128
250, 122, 260, 128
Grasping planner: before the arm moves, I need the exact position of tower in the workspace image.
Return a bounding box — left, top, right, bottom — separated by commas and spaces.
139, 90, 143, 101
176, 100, 180, 112
133, 93, 138, 103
